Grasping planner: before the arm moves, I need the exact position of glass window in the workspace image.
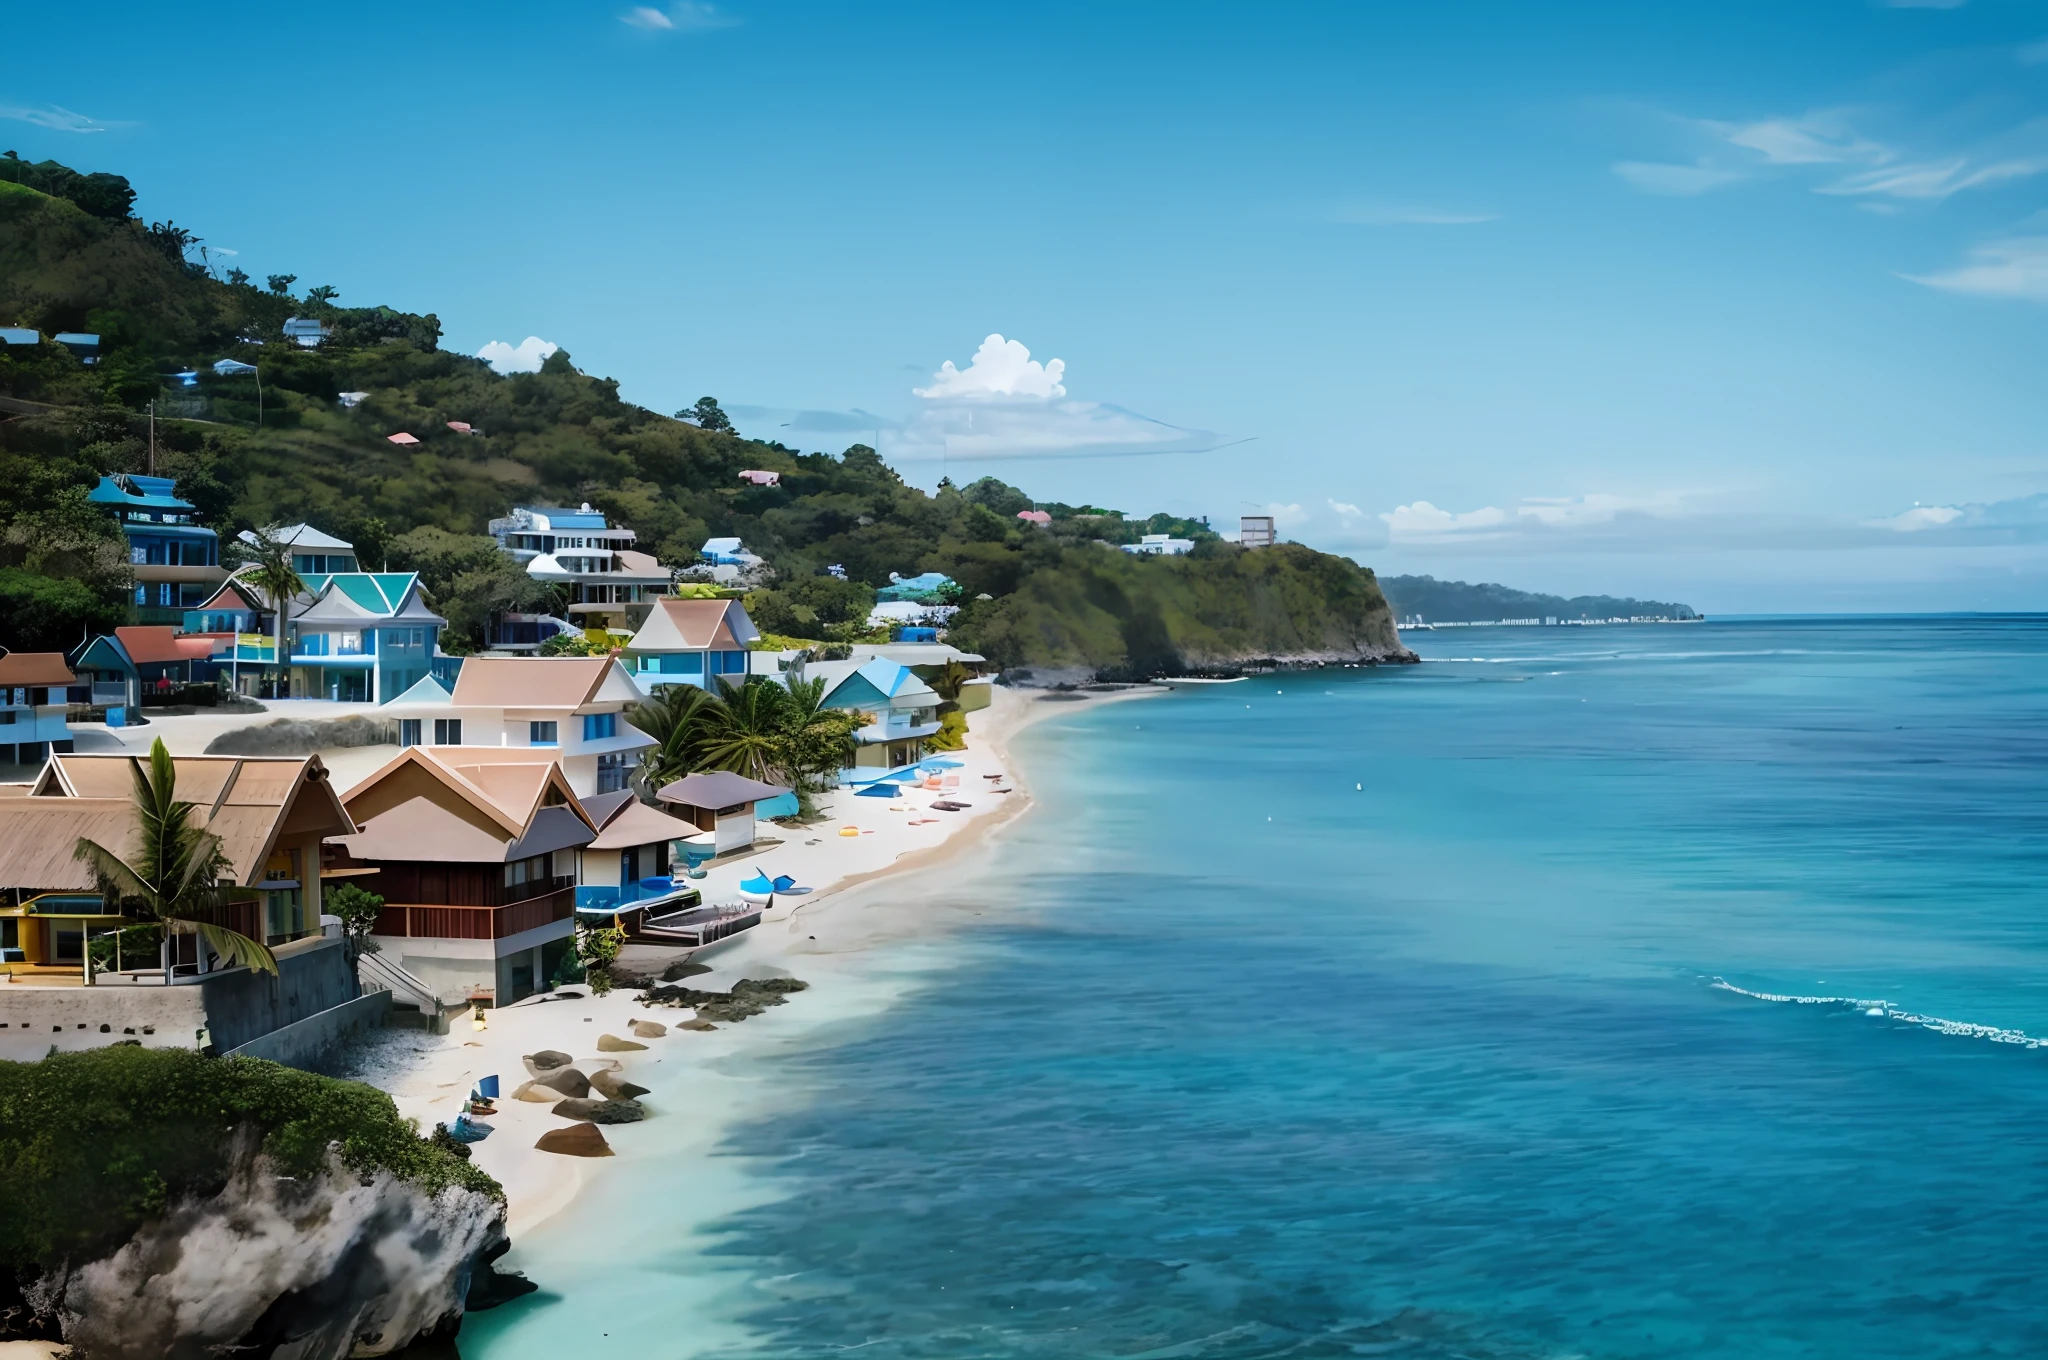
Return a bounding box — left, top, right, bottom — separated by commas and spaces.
434, 718, 462, 745
583, 712, 617, 741
530, 720, 558, 746
399, 719, 421, 748
596, 751, 629, 794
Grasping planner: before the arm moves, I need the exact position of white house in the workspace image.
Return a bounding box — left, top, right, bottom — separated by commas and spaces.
488, 503, 680, 637
381, 655, 654, 796
1121, 533, 1195, 556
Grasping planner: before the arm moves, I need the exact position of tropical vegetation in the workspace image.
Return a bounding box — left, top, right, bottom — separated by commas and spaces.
0, 155, 1410, 671
626, 676, 861, 811
71, 737, 277, 975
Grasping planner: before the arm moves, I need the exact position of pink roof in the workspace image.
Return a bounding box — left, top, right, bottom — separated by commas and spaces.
1016, 509, 1051, 524
446, 421, 472, 433
387, 432, 419, 445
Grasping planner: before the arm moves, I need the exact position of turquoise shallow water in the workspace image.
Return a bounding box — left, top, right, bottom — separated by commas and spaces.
471, 616, 2048, 1359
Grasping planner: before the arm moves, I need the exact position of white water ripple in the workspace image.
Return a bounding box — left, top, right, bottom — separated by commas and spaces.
1710, 977, 2048, 1050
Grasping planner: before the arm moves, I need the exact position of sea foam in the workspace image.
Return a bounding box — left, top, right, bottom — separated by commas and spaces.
1710, 977, 2048, 1050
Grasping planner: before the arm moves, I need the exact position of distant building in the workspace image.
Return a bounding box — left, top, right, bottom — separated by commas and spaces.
1121, 533, 1194, 556
876, 571, 955, 603
87, 473, 229, 624
52, 332, 99, 364
0, 652, 82, 765
238, 523, 358, 577
212, 358, 258, 377
385, 432, 418, 446
489, 503, 681, 638
1240, 515, 1277, 549
1016, 509, 1051, 526
0, 328, 38, 348
737, 469, 781, 487
281, 317, 330, 348
337, 391, 368, 408
621, 597, 761, 694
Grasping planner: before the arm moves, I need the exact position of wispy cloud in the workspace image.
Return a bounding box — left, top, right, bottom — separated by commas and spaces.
1824, 156, 2048, 200
1612, 160, 1747, 196
1336, 204, 1498, 226
0, 103, 111, 134
1902, 235, 2048, 300
1719, 112, 1889, 166
621, 2, 738, 32
1866, 504, 1965, 530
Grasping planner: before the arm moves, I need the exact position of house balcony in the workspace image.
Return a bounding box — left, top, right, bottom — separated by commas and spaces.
370, 886, 577, 941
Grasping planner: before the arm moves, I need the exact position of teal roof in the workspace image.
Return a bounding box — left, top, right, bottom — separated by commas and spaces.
303, 572, 419, 615
86, 473, 196, 512
70, 635, 135, 675
121, 523, 218, 540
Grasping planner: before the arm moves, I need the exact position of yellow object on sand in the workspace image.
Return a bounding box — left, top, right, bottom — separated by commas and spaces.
839, 827, 860, 837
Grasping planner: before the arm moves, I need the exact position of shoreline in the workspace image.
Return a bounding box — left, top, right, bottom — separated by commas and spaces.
336, 682, 1163, 1248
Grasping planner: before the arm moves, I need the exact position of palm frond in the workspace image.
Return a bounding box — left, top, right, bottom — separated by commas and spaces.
72, 837, 155, 912
196, 922, 278, 976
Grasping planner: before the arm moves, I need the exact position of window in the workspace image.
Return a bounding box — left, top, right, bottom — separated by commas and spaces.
530, 720, 558, 746
717, 650, 749, 675
434, 718, 462, 745
399, 719, 421, 748
583, 712, 618, 741
158, 582, 175, 607
596, 751, 629, 794
130, 545, 147, 565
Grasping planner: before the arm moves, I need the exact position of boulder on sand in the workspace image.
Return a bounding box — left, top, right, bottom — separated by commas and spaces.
535, 1123, 614, 1157
590, 1069, 650, 1100
629, 1019, 667, 1039
679, 1019, 718, 1031
596, 1033, 647, 1052
551, 1097, 647, 1125
523, 1049, 574, 1077
533, 1067, 591, 1098
513, 1080, 559, 1103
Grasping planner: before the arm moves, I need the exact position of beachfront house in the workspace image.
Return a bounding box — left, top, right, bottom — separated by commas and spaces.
381, 655, 653, 797
487, 503, 678, 641
656, 770, 791, 855
331, 746, 594, 1004
87, 474, 229, 625
1, 752, 356, 977
621, 596, 761, 694
287, 572, 453, 703
69, 627, 217, 715
843, 642, 993, 716
0, 652, 83, 765
809, 658, 943, 770
575, 789, 694, 908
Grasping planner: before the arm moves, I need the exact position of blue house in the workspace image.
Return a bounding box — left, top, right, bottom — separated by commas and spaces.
287, 573, 459, 703
86, 473, 228, 625
622, 596, 760, 694
811, 658, 942, 770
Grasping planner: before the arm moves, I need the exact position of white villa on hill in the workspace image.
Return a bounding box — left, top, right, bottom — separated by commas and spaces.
381, 655, 653, 796
487, 503, 680, 640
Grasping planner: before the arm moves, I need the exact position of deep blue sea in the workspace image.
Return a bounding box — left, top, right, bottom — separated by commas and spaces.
470, 616, 2048, 1359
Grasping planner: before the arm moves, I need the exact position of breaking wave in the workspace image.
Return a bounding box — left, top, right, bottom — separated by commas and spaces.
1710, 977, 2048, 1050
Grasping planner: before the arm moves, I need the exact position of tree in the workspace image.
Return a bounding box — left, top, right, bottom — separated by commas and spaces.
538, 631, 605, 657
143, 221, 197, 266
266, 273, 297, 295
576, 921, 625, 995
325, 882, 384, 969
306, 285, 340, 306
225, 267, 251, 287
229, 527, 306, 665
625, 684, 719, 799
72, 738, 276, 977
697, 676, 790, 783
775, 676, 861, 810
679, 397, 732, 432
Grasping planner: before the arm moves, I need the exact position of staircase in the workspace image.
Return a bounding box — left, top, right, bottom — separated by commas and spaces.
356, 950, 443, 1018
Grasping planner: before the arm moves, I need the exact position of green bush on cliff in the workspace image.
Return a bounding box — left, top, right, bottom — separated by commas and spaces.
0, 1046, 500, 1270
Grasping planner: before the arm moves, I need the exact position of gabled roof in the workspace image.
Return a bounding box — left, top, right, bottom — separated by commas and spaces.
448, 656, 638, 710
241, 523, 353, 552
8, 753, 355, 891
625, 596, 760, 652
338, 746, 594, 862
192, 574, 271, 615
656, 770, 790, 810
294, 573, 445, 626
588, 798, 694, 851
382, 674, 453, 708
112, 627, 216, 666
86, 473, 194, 512
0, 652, 74, 687
822, 659, 937, 711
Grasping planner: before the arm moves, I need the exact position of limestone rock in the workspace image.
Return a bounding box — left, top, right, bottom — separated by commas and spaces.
523, 1049, 574, 1078
679, 1019, 719, 1031
550, 1097, 646, 1125
535, 1123, 613, 1157
532, 1067, 591, 1099
590, 1069, 650, 1101
596, 1033, 647, 1052
513, 1080, 559, 1103
629, 1019, 668, 1038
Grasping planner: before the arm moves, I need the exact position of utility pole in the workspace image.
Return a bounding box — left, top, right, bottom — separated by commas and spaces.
146, 400, 156, 475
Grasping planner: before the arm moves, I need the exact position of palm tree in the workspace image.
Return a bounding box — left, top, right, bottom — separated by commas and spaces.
778, 676, 861, 809
230, 527, 306, 672
72, 738, 276, 977
697, 677, 792, 783
625, 684, 720, 799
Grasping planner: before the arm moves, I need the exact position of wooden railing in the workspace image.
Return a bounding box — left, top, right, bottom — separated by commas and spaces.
372, 887, 575, 941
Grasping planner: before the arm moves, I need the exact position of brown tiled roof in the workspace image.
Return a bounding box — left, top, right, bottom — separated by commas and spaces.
587, 799, 694, 851
449, 656, 610, 709
0, 652, 74, 686
113, 627, 216, 665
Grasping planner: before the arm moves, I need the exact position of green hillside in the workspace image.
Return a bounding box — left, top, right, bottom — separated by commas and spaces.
0, 160, 1412, 672
1379, 575, 1697, 623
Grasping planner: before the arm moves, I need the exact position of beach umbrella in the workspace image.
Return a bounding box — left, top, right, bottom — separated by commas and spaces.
477, 1074, 500, 1100
856, 782, 901, 798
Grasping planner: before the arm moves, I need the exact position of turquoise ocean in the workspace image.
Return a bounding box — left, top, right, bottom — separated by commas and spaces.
468, 616, 2048, 1359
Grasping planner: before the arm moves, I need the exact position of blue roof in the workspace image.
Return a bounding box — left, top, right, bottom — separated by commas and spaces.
86, 474, 197, 512
121, 522, 218, 539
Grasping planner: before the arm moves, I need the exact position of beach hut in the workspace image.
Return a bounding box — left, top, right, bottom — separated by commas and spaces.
655, 770, 791, 855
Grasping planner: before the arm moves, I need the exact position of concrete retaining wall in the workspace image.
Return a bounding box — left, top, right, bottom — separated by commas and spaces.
200, 936, 357, 1052
224, 990, 390, 1071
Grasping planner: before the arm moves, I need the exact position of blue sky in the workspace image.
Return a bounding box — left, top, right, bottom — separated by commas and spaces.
10, 1, 2048, 612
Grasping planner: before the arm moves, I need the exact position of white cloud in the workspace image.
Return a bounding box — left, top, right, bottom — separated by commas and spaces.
1903, 236, 2048, 300
1516, 492, 1676, 527
1823, 156, 2048, 200
1337, 205, 1498, 226
622, 2, 737, 32
0, 103, 109, 133
1866, 505, 1965, 531
1381, 501, 1514, 541
1612, 161, 1747, 196
1264, 503, 1309, 526
477, 336, 560, 374
915, 334, 1067, 400
1327, 498, 1363, 520
1720, 113, 1889, 166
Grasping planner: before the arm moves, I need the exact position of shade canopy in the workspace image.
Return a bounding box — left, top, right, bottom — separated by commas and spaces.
656, 770, 790, 809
